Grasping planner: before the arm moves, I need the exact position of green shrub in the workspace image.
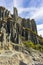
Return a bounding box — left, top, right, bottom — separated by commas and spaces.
24, 41, 35, 48
23, 41, 43, 52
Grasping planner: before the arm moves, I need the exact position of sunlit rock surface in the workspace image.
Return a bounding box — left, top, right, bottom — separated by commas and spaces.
0, 48, 43, 65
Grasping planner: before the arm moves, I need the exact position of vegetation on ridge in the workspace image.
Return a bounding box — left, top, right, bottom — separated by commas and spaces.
23, 41, 43, 52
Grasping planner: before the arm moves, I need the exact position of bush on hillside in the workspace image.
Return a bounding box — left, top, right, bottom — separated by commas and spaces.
23, 41, 43, 52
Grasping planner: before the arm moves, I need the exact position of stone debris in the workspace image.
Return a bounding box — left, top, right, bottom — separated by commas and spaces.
0, 49, 43, 65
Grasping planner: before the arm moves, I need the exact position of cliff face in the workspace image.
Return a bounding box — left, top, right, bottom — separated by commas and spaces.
13, 7, 38, 44
0, 6, 43, 65
0, 6, 39, 46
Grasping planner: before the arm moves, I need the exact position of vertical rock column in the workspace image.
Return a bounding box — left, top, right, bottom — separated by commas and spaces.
1, 24, 7, 49
13, 7, 18, 43
31, 19, 39, 44
13, 7, 21, 51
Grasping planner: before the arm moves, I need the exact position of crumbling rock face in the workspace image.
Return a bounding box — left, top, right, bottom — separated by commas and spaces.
0, 6, 39, 47
0, 6, 43, 65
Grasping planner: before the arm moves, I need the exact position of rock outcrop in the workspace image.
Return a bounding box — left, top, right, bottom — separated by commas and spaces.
0, 6, 43, 65
0, 6, 41, 49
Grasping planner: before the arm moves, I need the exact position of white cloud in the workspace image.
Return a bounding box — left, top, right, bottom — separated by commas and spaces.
19, 7, 43, 20
38, 30, 43, 37
37, 24, 43, 37
13, 0, 23, 8
17, 7, 37, 14
37, 24, 43, 31
30, 7, 43, 19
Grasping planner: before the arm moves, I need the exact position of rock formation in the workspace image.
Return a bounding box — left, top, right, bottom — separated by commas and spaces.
0, 6, 40, 49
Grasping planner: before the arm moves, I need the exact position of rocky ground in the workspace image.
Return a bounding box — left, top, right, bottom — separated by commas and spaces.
0, 48, 43, 65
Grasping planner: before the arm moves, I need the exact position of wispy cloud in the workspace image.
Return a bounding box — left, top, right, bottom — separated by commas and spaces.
13, 0, 23, 8
37, 24, 43, 37
30, 7, 43, 19
17, 7, 37, 14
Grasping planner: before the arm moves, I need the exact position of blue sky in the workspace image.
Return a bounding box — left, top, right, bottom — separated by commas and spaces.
0, 0, 43, 37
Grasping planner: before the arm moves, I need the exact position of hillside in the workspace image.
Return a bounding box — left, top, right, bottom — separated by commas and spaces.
0, 48, 43, 65
0, 6, 43, 65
